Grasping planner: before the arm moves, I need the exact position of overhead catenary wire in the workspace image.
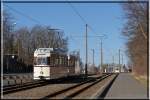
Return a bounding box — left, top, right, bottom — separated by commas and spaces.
70, 35, 83, 45
4, 4, 90, 46
4, 4, 42, 25
4, 3, 106, 38
69, 35, 108, 38
66, 0, 100, 72
66, 0, 100, 36
66, 0, 87, 25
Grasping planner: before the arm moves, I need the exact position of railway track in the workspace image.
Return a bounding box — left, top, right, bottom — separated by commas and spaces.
41, 73, 116, 99
3, 80, 48, 95
3, 80, 39, 89
2, 74, 102, 95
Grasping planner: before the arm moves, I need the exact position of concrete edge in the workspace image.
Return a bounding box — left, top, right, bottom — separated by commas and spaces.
90, 74, 118, 99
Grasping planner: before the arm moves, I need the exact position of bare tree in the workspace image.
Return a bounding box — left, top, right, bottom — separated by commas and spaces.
3, 10, 68, 73
3, 10, 15, 54
122, 2, 148, 76
14, 25, 68, 65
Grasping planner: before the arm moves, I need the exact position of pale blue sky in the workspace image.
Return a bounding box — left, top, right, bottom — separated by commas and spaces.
3, 1, 128, 66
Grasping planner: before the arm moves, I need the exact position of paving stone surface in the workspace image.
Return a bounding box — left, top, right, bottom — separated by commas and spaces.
105, 73, 148, 99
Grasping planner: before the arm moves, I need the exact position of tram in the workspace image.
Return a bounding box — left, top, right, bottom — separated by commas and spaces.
33, 48, 77, 80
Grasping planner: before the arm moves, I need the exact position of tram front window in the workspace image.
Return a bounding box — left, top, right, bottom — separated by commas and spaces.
36, 57, 48, 65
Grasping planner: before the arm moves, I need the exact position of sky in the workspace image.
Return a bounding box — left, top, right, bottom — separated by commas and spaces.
3, 1, 128, 67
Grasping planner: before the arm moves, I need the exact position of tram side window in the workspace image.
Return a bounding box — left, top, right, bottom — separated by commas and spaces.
47, 57, 50, 65
49, 57, 54, 66
61, 57, 65, 65
55, 58, 59, 65
67, 59, 69, 67
64, 57, 67, 66
59, 57, 62, 65
68, 59, 74, 67
58, 56, 64, 66
72, 60, 74, 66
69, 60, 71, 66
70, 59, 75, 67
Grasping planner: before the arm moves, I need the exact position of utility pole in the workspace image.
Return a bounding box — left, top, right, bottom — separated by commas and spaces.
85, 24, 88, 76
122, 54, 123, 72
100, 39, 103, 73
112, 55, 115, 73
91, 49, 95, 66
119, 49, 121, 72
122, 54, 123, 65
78, 49, 80, 60
112, 55, 114, 65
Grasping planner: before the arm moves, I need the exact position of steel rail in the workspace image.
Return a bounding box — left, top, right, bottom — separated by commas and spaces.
64, 74, 113, 99
3, 80, 48, 95
3, 80, 43, 90
41, 73, 112, 99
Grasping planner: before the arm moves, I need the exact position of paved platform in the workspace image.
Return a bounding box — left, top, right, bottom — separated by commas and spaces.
105, 73, 148, 99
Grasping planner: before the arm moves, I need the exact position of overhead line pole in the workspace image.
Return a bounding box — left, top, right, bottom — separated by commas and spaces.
85, 24, 88, 77
122, 54, 123, 65
112, 55, 114, 65
98, 35, 107, 73
122, 54, 124, 72
112, 55, 115, 72
119, 49, 121, 73
100, 39, 103, 73
91, 49, 95, 66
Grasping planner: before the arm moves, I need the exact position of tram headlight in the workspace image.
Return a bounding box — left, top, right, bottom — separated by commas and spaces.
40, 71, 43, 74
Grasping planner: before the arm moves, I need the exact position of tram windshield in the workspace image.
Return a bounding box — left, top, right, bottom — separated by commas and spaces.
35, 57, 48, 65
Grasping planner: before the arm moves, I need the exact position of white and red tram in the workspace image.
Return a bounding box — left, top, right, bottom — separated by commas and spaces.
33, 48, 77, 80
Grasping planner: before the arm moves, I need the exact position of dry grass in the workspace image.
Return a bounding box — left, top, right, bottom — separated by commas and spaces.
131, 73, 147, 88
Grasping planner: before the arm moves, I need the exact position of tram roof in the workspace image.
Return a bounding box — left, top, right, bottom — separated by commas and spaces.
34, 48, 67, 57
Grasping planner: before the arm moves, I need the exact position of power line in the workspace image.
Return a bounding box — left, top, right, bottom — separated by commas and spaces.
69, 35, 107, 38
5, 3, 105, 37
87, 25, 98, 35
66, 0, 99, 36
70, 35, 82, 44
4, 4, 42, 24
66, 1, 87, 24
